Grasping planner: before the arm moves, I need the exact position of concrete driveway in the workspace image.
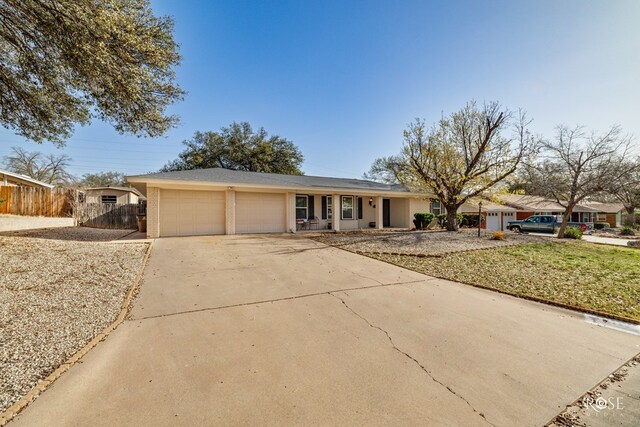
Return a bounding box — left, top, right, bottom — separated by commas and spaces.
12, 235, 639, 426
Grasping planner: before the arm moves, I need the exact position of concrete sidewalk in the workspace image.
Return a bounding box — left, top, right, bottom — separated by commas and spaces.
11, 235, 640, 426
583, 235, 633, 247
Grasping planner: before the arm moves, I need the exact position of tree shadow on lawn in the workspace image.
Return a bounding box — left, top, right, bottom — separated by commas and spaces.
0, 226, 136, 242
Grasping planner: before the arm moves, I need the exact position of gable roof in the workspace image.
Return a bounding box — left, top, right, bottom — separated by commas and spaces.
0, 168, 55, 188
582, 201, 625, 214
84, 186, 145, 198
460, 199, 517, 212
126, 168, 410, 194
495, 194, 599, 212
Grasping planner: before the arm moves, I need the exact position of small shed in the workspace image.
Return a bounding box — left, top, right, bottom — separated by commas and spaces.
83, 187, 145, 204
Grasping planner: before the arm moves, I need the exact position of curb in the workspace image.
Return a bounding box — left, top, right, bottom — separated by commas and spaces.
545, 352, 640, 426
0, 241, 153, 426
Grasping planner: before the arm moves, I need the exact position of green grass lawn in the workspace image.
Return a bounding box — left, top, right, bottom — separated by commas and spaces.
371, 241, 640, 322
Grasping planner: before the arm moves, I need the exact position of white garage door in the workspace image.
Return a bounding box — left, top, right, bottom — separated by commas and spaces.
486, 212, 501, 231
160, 190, 225, 237
235, 192, 286, 234
502, 212, 515, 231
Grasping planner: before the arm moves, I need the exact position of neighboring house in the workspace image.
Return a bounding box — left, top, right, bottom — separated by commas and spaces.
0, 168, 54, 188
495, 194, 599, 223
460, 199, 518, 231
582, 202, 624, 228
83, 187, 145, 204
126, 168, 433, 238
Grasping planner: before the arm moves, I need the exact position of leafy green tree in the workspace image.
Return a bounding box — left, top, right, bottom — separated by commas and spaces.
79, 171, 127, 188
365, 102, 537, 231
163, 122, 304, 175
0, 0, 184, 146
3, 146, 74, 186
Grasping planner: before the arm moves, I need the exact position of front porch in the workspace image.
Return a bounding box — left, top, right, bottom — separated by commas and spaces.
288, 193, 421, 233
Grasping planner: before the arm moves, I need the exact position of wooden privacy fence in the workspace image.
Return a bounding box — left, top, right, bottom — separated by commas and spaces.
75, 203, 139, 229
0, 186, 74, 217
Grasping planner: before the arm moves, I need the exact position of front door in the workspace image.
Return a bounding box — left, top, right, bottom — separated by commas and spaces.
383, 199, 391, 227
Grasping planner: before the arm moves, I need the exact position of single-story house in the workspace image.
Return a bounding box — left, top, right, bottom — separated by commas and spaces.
495, 194, 600, 223
83, 186, 145, 204
582, 202, 624, 228
460, 199, 518, 231
126, 168, 433, 238
0, 168, 54, 188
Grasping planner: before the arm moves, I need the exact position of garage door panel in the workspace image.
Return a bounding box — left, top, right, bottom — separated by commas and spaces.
160, 190, 225, 237
236, 192, 285, 234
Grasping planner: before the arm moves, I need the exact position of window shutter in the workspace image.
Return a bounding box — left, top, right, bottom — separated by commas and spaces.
321, 196, 327, 219
308, 195, 315, 219
357, 197, 363, 219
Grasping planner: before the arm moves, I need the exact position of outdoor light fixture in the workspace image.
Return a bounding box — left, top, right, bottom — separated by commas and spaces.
368, 197, 373, 206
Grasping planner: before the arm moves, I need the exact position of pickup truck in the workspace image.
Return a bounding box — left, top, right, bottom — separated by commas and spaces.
507, 215, 593, 234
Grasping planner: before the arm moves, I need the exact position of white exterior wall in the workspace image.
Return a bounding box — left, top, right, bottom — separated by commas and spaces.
389, 198, 409, 228
409, 198, 431, 224
85, 189, 136, 204
359, 197, 377, 229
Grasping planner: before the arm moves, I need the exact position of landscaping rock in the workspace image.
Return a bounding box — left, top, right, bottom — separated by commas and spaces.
0, 229, 148, 412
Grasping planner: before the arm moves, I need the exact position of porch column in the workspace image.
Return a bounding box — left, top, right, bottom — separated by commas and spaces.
147, 187, 160, 238
225, 190, 235, 235
375, 196, 383, 229
332, 194, 340, 231
286, 192, 296, 232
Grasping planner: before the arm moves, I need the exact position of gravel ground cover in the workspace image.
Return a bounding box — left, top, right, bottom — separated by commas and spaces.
314, 229, 549, 256
0, 230, 148, 412
0, 226, 134, 242
370, 242, 640, 322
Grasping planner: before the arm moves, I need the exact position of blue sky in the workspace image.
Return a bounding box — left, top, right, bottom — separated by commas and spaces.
0, 0, 638, 178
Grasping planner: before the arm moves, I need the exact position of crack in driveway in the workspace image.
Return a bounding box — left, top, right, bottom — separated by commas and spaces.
133, 279, 427, 321
329, 292, 497, 427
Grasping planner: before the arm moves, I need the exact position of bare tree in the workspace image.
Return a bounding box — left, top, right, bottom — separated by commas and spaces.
523, 125, 637, 237
365, 101, 538, 231
3, 147, 74, 186
607, 160, 640, 220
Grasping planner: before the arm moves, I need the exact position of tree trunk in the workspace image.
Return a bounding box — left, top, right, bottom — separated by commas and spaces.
445, 206, 459, 231
557, 203, 576, 238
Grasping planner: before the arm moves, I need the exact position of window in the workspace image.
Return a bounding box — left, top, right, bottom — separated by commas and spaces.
327, 196, 332, 220
341, 196, 354, 219
296, 195, 308, 220
101, 195, 117, 204
431, 199, 442, 215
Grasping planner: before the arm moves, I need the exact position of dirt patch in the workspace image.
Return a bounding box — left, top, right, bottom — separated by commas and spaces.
314, 229, 549, 256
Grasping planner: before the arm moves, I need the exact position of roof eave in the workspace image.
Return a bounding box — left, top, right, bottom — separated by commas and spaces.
125, 177, 432, 197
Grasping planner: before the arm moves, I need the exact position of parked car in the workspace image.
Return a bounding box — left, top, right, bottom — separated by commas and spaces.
507, 215, 593, 234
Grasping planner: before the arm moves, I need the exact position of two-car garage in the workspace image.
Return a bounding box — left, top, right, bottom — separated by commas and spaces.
158, 189, 286, 237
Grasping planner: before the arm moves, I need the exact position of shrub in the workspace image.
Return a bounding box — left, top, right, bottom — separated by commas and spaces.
461, 213, 485, 228
563, 226, 583, 240
594, 222, 610, 230
413, 212, 435, 230
620, 226, 636, 236
491, 231, 505, 240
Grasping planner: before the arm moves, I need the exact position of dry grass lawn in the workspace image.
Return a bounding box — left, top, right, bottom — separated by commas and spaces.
369, 241, 640, 322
